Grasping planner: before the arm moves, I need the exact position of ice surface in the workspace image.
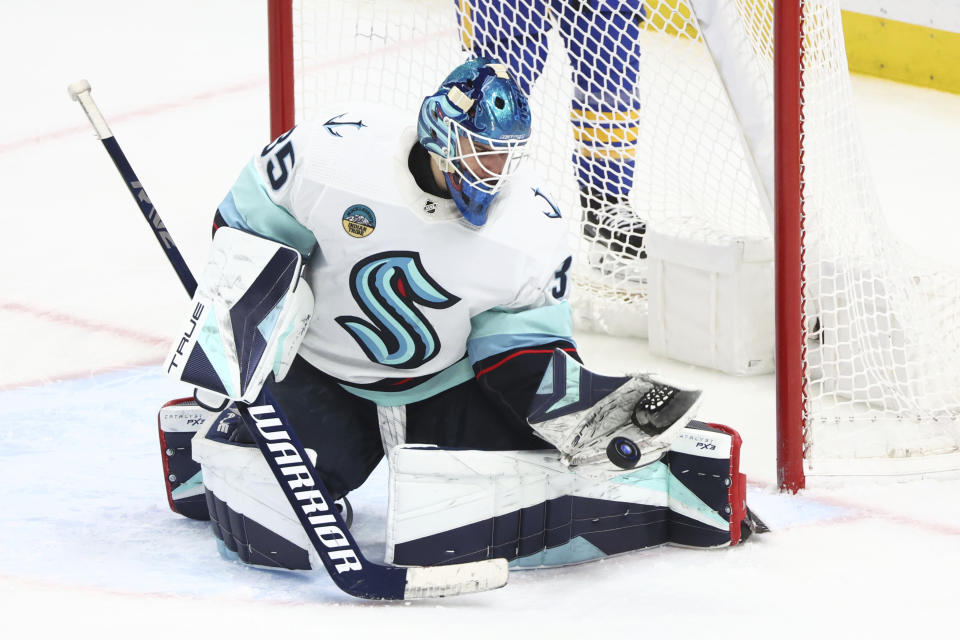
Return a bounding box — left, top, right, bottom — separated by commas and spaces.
2, 1, 958, 636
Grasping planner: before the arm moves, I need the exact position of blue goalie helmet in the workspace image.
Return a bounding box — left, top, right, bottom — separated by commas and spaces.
418, 58, 532, 226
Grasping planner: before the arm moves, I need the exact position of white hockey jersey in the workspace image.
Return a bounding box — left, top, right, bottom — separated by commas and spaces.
217, 104, 573, 403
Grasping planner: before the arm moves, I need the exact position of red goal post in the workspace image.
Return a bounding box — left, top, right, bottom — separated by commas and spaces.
774, 0, 805, 490
268, 0, 295, 137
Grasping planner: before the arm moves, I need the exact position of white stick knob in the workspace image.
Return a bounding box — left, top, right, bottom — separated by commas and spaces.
67, 79, 92, 100
67, 79, 113, 140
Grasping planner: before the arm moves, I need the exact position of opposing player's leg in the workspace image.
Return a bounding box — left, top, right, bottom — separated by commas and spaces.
454, 0, 551, 96
555, 1, 647, 285
386, 420, 756, 569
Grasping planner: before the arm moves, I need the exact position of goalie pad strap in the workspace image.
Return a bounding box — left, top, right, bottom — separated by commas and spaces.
377, 405, 407, 453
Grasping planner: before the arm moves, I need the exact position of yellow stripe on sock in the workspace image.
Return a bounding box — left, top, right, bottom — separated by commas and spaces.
573, 127, 640, 144
571, 108, 641, 123
458, 0, 474, 51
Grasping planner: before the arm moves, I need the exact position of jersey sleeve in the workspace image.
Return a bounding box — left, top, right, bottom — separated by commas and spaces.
466, 206, 580, 426
213, 125, 319, 258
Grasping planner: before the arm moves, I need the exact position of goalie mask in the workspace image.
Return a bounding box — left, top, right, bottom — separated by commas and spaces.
418, 58, 532, 226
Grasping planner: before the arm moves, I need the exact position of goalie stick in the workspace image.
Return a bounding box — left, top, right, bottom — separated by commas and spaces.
67, 79, 508, 600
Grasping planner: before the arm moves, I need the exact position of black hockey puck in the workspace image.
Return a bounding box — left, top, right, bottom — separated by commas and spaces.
607, 436, 640, 469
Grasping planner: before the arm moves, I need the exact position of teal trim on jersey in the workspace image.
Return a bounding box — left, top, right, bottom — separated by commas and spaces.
469, 303, 573, 350
615, 462, 728, 531
509, 536, 607, 568
469, 332, 574, 365
338, 357, 475, 406
196, 306, 238, 398
226, 161, 316, 257
217, 191, 253, 232
171, 470, 204, 500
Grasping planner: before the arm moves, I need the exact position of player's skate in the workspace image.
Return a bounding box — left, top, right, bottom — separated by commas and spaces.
528, 349, 701, 470
581, 189, 647, 291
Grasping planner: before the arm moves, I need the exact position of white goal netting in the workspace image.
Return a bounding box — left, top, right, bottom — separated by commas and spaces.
283, 0, 960, 475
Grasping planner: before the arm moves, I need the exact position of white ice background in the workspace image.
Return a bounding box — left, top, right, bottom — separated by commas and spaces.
1, 2, 959, 638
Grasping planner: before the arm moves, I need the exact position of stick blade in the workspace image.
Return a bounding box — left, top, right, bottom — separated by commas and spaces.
403, 558, 509, 599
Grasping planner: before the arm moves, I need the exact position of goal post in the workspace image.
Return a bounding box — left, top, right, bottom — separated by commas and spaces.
267, 0, 960, 491
774, 0, 805, 491
268, 0, 295, 137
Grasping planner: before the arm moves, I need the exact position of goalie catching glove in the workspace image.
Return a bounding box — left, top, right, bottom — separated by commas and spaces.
528, 349, 702, 470
164, 227, 313, 404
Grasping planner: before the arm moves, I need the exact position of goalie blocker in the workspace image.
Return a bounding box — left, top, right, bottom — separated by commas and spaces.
158, 398, 759, 570
164, 227, 313, 405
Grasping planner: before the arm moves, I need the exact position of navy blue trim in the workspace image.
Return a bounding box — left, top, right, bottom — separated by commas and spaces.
206, 490, 311, 570
393, 494, 671, 567
230, 247, 299, 394
212, 209, 228, 238
100, 136, 198, 296
527, 349, 628, 422
158, 428, 209, 521
182, 343, 228, 396
666, 450, 731, 523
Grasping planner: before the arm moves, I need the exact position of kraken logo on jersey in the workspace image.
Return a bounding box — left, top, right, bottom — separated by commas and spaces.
336, 252, 460, 369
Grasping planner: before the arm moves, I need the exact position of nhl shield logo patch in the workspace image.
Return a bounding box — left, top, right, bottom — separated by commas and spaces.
342, 204, 376, 238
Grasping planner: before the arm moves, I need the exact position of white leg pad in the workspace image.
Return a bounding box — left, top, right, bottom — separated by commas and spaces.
386, 421, 745, 568
191, 408, 321, 570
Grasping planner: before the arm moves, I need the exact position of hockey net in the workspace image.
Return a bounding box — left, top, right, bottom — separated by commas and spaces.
270, 0, 960, 486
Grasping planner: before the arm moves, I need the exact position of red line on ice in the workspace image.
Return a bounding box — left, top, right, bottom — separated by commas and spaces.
1, 302, 168, 347
747, 479, 960, 537
0, 78, 265, 155
0, 357, 165, 392
0, 301, 170, 390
